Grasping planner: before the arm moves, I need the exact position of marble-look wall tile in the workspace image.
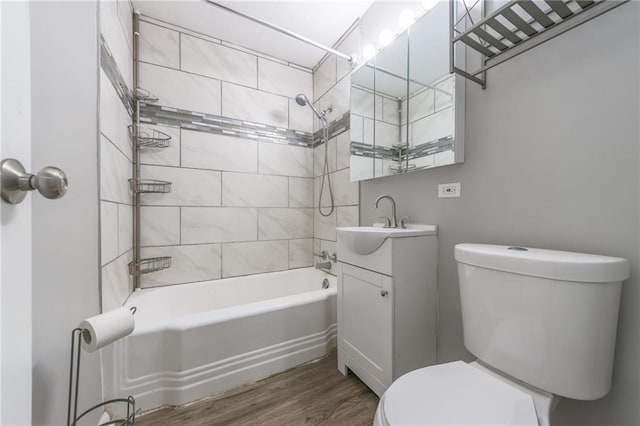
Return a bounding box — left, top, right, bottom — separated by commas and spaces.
118, 204, 133, 255
222, 240, 288, 278
139, 62, 221, 115
116, 0, 133, 53
288, 98, 314, 133
101, 201, 119, 266
317, 77, 350, 120
100, 136, 131, 205
434, 75, 455, 112
336, 131, 351, 171
181, 207, 257, 244
350, 115, 363, 143
412, 108, 454, 145
315, 175, 334, 208
181, 130, 257, 173
289, 238, 313, 268
222, 173, 288, 207
314, 138, 337, 177
382, 97, 400, 125
351, 87, 375, 119
140, 244, 221, 287
332, 168, 359, 207
314, 55, 336, 100
375, 121, 400, 148
258, 208, 313, 240
258, 143, 313, 177
336, 28, 359, 81
101, 250, 132, 312
140, 206, 180, 247
101, 0, 132, 88
258, 58, 312, 99
139, 21, 180, 69
139, 124, 181, 167
181, 34, 257, 88
140, 165, 221, 206
337, 206, 359, 228
289, 177, 313, 208
100, 71, 132, 161
409, 88, 435, 123
314, 209, 337, 241
221, 82, 288, 128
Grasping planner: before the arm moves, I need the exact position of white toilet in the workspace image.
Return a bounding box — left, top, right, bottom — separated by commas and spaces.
374, 243, 629, 426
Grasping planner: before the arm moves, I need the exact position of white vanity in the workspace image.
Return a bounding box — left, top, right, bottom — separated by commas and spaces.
336, 225, 438, 397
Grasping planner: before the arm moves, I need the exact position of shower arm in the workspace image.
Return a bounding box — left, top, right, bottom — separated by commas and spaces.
203, 0, 355, 64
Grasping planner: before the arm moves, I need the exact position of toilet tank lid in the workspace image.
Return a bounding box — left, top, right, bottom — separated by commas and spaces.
455, 244, 630, 283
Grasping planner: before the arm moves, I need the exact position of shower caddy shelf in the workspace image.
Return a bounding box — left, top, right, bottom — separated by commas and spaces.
128, 124, 172, 149
128, 256, 172, 276
128, 178, 172, 194
451, 0, 629, 88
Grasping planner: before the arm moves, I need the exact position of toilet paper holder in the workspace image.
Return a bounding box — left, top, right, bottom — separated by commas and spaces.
67, 307, 138, 426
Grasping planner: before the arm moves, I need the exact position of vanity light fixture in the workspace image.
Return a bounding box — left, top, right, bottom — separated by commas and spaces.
379, 29, 394, 47
362, 43, 377, 60
398, 9, 415, 29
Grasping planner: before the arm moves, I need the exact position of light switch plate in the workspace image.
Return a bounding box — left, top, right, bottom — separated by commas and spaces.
438, 182, 461, 198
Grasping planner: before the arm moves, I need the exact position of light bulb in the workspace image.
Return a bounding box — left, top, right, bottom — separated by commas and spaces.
362, 44, 376, 60
421, 0, 438, 11
379, 29, 394, 47
398, 9, 415, 29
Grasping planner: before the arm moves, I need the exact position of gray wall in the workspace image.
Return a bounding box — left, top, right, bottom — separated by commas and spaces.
361, 4, 639, 425
31, 2, 103, 424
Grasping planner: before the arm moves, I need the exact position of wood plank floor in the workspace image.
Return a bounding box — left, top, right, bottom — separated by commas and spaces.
135, 351, 379, 426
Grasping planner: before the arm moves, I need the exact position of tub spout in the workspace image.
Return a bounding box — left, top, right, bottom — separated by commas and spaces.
316, 261, 332, 270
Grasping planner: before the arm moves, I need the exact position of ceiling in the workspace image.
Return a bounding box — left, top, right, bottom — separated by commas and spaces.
133, 0, 374, 69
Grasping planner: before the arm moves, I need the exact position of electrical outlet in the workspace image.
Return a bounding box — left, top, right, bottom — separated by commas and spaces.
438, 182, 461, 198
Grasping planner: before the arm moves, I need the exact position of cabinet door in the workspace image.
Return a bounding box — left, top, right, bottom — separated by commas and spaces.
339, 263, 393, 394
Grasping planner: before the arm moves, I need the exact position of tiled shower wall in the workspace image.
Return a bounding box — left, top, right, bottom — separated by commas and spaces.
100, 0, 134, 311
136, 16, 318, 287
312, 25, 361, 273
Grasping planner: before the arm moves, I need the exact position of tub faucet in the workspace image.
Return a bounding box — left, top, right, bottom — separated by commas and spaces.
316, 261, 332, 270
374, 195, 398, 228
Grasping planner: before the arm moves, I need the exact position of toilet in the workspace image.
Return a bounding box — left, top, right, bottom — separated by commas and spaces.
374, 243, 630, 426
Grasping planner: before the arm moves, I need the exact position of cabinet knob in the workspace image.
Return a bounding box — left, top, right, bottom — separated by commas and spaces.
380, 290, 389, 297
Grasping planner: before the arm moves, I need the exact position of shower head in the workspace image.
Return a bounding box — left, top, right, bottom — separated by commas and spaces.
295, 93, 328, 121
295, 93, 309, 107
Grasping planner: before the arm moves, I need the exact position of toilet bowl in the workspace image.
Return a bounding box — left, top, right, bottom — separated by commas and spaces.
374, 361, 558, 426
373, 243, 629, 426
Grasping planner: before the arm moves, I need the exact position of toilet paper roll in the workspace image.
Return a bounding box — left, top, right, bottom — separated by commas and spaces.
79, 307, 135, 352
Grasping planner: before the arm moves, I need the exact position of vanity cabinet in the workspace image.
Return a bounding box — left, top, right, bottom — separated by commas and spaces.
336, 230, 438, 397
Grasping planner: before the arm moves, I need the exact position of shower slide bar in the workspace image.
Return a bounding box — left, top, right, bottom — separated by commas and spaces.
203, 0, 355, 64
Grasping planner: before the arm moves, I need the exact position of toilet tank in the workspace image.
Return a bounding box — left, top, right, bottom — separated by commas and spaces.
455, 244, 629, 401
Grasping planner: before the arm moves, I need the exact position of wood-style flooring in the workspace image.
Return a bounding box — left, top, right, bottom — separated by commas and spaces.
135, 351, 379, 426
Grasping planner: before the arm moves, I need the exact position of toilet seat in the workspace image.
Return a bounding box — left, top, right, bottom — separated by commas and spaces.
377, 361, 539, 426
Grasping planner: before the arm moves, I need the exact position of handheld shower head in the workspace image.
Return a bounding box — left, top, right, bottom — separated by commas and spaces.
295, 93, 327, 121
295, 93, 309, 107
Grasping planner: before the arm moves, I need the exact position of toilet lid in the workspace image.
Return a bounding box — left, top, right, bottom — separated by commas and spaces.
381, 361, 539, 426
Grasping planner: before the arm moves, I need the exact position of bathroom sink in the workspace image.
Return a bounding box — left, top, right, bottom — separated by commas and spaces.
337, 225, 437, 255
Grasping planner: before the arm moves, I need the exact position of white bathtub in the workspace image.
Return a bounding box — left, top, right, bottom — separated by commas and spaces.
102, 267, 337, 414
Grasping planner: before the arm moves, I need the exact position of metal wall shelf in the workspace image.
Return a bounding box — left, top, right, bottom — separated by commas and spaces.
128, 124, 172, 149
451, 0, 629, 88
128, 178, 172, 194
128, 256, 172, 276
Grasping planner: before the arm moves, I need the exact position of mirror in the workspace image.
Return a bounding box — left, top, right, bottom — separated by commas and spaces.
350, 1, 464, 181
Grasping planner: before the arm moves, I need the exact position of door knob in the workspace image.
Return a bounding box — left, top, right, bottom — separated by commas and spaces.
1, 158, 68, 204
380, 290, 389, 297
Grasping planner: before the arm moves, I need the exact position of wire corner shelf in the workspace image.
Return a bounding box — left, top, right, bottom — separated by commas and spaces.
128, 124, 172, 149
128, 178, 172, 194
451, 0, 630, 88
128, 256, 172, 276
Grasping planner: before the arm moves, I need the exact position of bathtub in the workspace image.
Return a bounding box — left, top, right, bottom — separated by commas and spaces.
102, 267, 337, 414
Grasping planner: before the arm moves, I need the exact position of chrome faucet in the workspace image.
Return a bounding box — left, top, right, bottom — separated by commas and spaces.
374, 195, 398, 228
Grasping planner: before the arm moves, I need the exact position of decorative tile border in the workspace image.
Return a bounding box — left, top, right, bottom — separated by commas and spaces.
351, 135, 454, 161
140, 103, 315, 147
313, 112, 351, 147
100, 35, 134, 116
